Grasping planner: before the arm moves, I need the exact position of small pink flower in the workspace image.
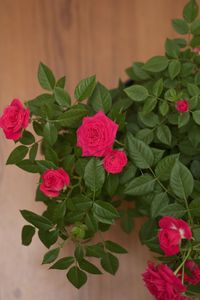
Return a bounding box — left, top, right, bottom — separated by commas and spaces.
40, 168, 70, 198
77, 112, 118, 157
143, 262, 188, 300
103, 149, 127, 174
158, 216, 192, 256
0, 99, 30, 140
176, 100, 189, 113
192, 47, 200, 54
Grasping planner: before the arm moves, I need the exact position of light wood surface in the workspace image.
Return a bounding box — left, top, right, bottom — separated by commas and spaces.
0, 1, 194, 299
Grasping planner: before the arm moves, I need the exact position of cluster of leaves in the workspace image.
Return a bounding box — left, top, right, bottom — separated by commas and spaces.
5, 0, 200, 294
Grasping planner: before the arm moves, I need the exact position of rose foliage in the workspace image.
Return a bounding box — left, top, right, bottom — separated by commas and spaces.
2, 0, 200, 298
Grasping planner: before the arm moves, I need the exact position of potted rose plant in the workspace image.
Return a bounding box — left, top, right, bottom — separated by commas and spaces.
1, 0, 200, 298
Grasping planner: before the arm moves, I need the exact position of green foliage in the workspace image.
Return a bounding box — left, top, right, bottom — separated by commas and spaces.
4, 1, 200, 294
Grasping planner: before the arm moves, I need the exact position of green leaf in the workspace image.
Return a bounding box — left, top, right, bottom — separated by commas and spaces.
44, 145, 58, 165
192, 110, 200, 125
57, 106, 88, 128
38, 229, 59, 248
20, 130, 35, 145
50, 256, 74, 270
75, 75, 96, 101
100, 252, 119, 275
170, 161, 194, 199
156, 125, 172, 146
84, 158, 105, 192
20, 210, 53, 231
168, 60, 181, 80
159, 101, 169, 116
165, 39, 180, 58
189, 198, 200, 216
183, 0, 198, 23
191, 19, 200, 35
89, 82, 112, 113
105, 240, 128, 254
79, 259, 102, 274
160, 203, 186, 218
178, 112, 190, 128
151, 193, 169, 218
152, 79, 163, 97
74, 244, 84, 261
93, 200, 119, 224
6, 145, 28, 165
17, 160, 40, 173
67, 266, 87, 289
29, 143, 38, 162
21, 225, 36, 246
124, 85, 148, 102
138, 111, 159, 128
120, 162, 137, 185
172, 19, 189, 34
56, 76, 66, 88
36, 160, 57, 173
155, 154, 179, 181
136, 128, 154, 145
38, 63, 55, 91
126, 133, 154, 169
85, 213, 98, 233
142, 96, 157, 114
106, 174, 119, 196
85, 244, 105, 258
125, 175, 155, 196
42, 248, 60, 264
43, 123, 58, 146
54, 87, 71, 107
143, 56, 169, 72
187, 83, 200, 96
120, 211, 134, 233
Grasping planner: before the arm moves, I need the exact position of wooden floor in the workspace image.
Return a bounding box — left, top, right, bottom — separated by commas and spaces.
0, 0, 193, 299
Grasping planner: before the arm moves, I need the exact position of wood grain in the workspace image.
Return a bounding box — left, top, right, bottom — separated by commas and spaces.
0, 0, 194, 299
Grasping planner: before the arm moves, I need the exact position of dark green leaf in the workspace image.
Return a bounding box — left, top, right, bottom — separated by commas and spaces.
75, 75, 96, 101
20, 210, 53, 231
57, 106, 88, 128
100, 252, 119, 275
105, 240, 128, 254
50, 256, 74, 270
17, 160, 40, 173
42, 248, 60, 264
168, 60, 181, 80
43, 123, 58, 146
155, 154, 179, 181
54, 87, 71, 107
183, 0, 198, 23
6, 146, 28, 165
67, 266, 87, 289
90, 82, 112, 113
20, 130, 35, 145
21, 225, 36, 246
84, 158, 105, 192
29, 143, 38, 161
93, 200, 119, 224
156, 125, 172, 146
38, 229, 59, 248
172, 19, 189, 34
79, 259, 102, 274
125, 175, 155, 196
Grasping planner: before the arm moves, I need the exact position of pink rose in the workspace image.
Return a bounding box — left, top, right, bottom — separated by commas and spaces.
192, 47, 200, 54
0, 99, 30, 140
158, 216, 192, 256
77, 111, 118, 157
143, 262, 188, 300
176, 100, 189, 113
103, 149, 127, 174
184, 260, 200, 285
40, 168, 70, 198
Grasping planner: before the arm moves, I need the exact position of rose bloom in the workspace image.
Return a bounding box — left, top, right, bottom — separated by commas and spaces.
0, 99, 30, 140
40, 168, 70, 198
184, 260, 200, 285
158, 216, 192, 256
143, 262, 188, 300
77, 111, 118, 157
192, 47, 200, 54
103, 149, 127, 174
176, 100, 189, 113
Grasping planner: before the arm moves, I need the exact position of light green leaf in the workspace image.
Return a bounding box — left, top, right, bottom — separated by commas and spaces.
75, 75, 96, 101
89, 82, 112, 113
43, 122, 58, 146
124, 85, 149, 102
168, 60, 181, 80
57, 105, 88, 128
38, 63, 55, 91
143, 56, 169, 72
143, 97, 157, 114
54, 87, 71, 107
183, 0, 198, 23
155, 154, 179, 181
152, 79, 163, 97
172, 19, 189, 34
192, 110, 200, 125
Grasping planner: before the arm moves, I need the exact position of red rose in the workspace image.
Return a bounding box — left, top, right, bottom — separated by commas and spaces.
143, 262, 188, 300
176, 100, 189, 113
158, 216, 192, 256
77, 112, 118, 157
40, 168, 70, 198
184, 260, 200, 285
103, 149, 127, 174
0, 99, 30, 140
